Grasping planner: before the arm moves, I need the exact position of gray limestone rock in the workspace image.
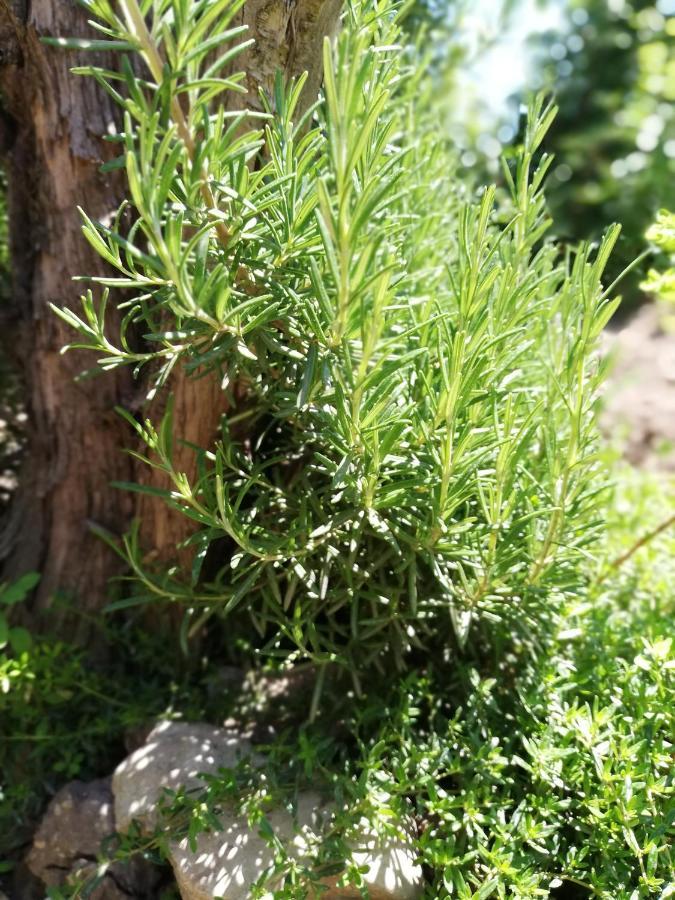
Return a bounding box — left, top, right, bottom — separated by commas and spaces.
113, 720, 256, 833
24, 778, 161, 899
112, 721, 424, 899
168, 801, 423, 900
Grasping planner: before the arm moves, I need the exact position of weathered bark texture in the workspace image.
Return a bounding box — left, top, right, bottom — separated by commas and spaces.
0, 0, 342, 640
236, 0, 343, 113
0, 0, 134, 637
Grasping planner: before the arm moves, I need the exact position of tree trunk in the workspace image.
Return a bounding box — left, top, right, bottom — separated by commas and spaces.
0, 0, 135, 640
0, 0, 341, 641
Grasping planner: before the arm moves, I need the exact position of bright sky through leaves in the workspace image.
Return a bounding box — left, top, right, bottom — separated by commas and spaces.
464, 0, 565, 114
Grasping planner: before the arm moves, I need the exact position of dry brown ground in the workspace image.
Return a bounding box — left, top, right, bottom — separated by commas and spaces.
601, 303, 675, 470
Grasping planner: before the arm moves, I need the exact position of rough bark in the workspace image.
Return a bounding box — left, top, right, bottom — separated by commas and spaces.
236, 0, 343, 114
0, 0, 342, 639
0, 0, 134, 638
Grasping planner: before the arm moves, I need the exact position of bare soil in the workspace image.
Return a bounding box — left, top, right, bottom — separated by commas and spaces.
601, 303, 675, 470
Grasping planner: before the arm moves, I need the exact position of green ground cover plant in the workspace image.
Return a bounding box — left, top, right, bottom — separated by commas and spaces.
0, 604, 255, 862
0, 617, 173, 858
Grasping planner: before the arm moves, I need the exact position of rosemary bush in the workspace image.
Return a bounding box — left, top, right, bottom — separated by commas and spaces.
56, 0, 620, 690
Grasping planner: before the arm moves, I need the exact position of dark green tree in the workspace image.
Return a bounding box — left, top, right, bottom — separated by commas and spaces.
531, 0, 675, 309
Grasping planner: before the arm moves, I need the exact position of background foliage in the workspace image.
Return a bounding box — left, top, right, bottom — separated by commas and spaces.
528, 0, 675, 309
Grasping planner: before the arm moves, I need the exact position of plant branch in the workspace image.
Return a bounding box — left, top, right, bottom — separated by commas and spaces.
119, 0, 232, 249
596, 511, 675, 584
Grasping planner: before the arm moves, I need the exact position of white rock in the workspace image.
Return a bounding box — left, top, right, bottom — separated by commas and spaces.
113, 720, 255, 833
169, 799, 423, 900
344, 818, 423, 900
169, 792, 327, 900
112, 721, 424, 899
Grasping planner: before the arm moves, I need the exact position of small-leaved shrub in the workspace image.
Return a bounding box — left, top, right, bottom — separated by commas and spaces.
55, 0, 620, 700
55, 468, 674, 899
